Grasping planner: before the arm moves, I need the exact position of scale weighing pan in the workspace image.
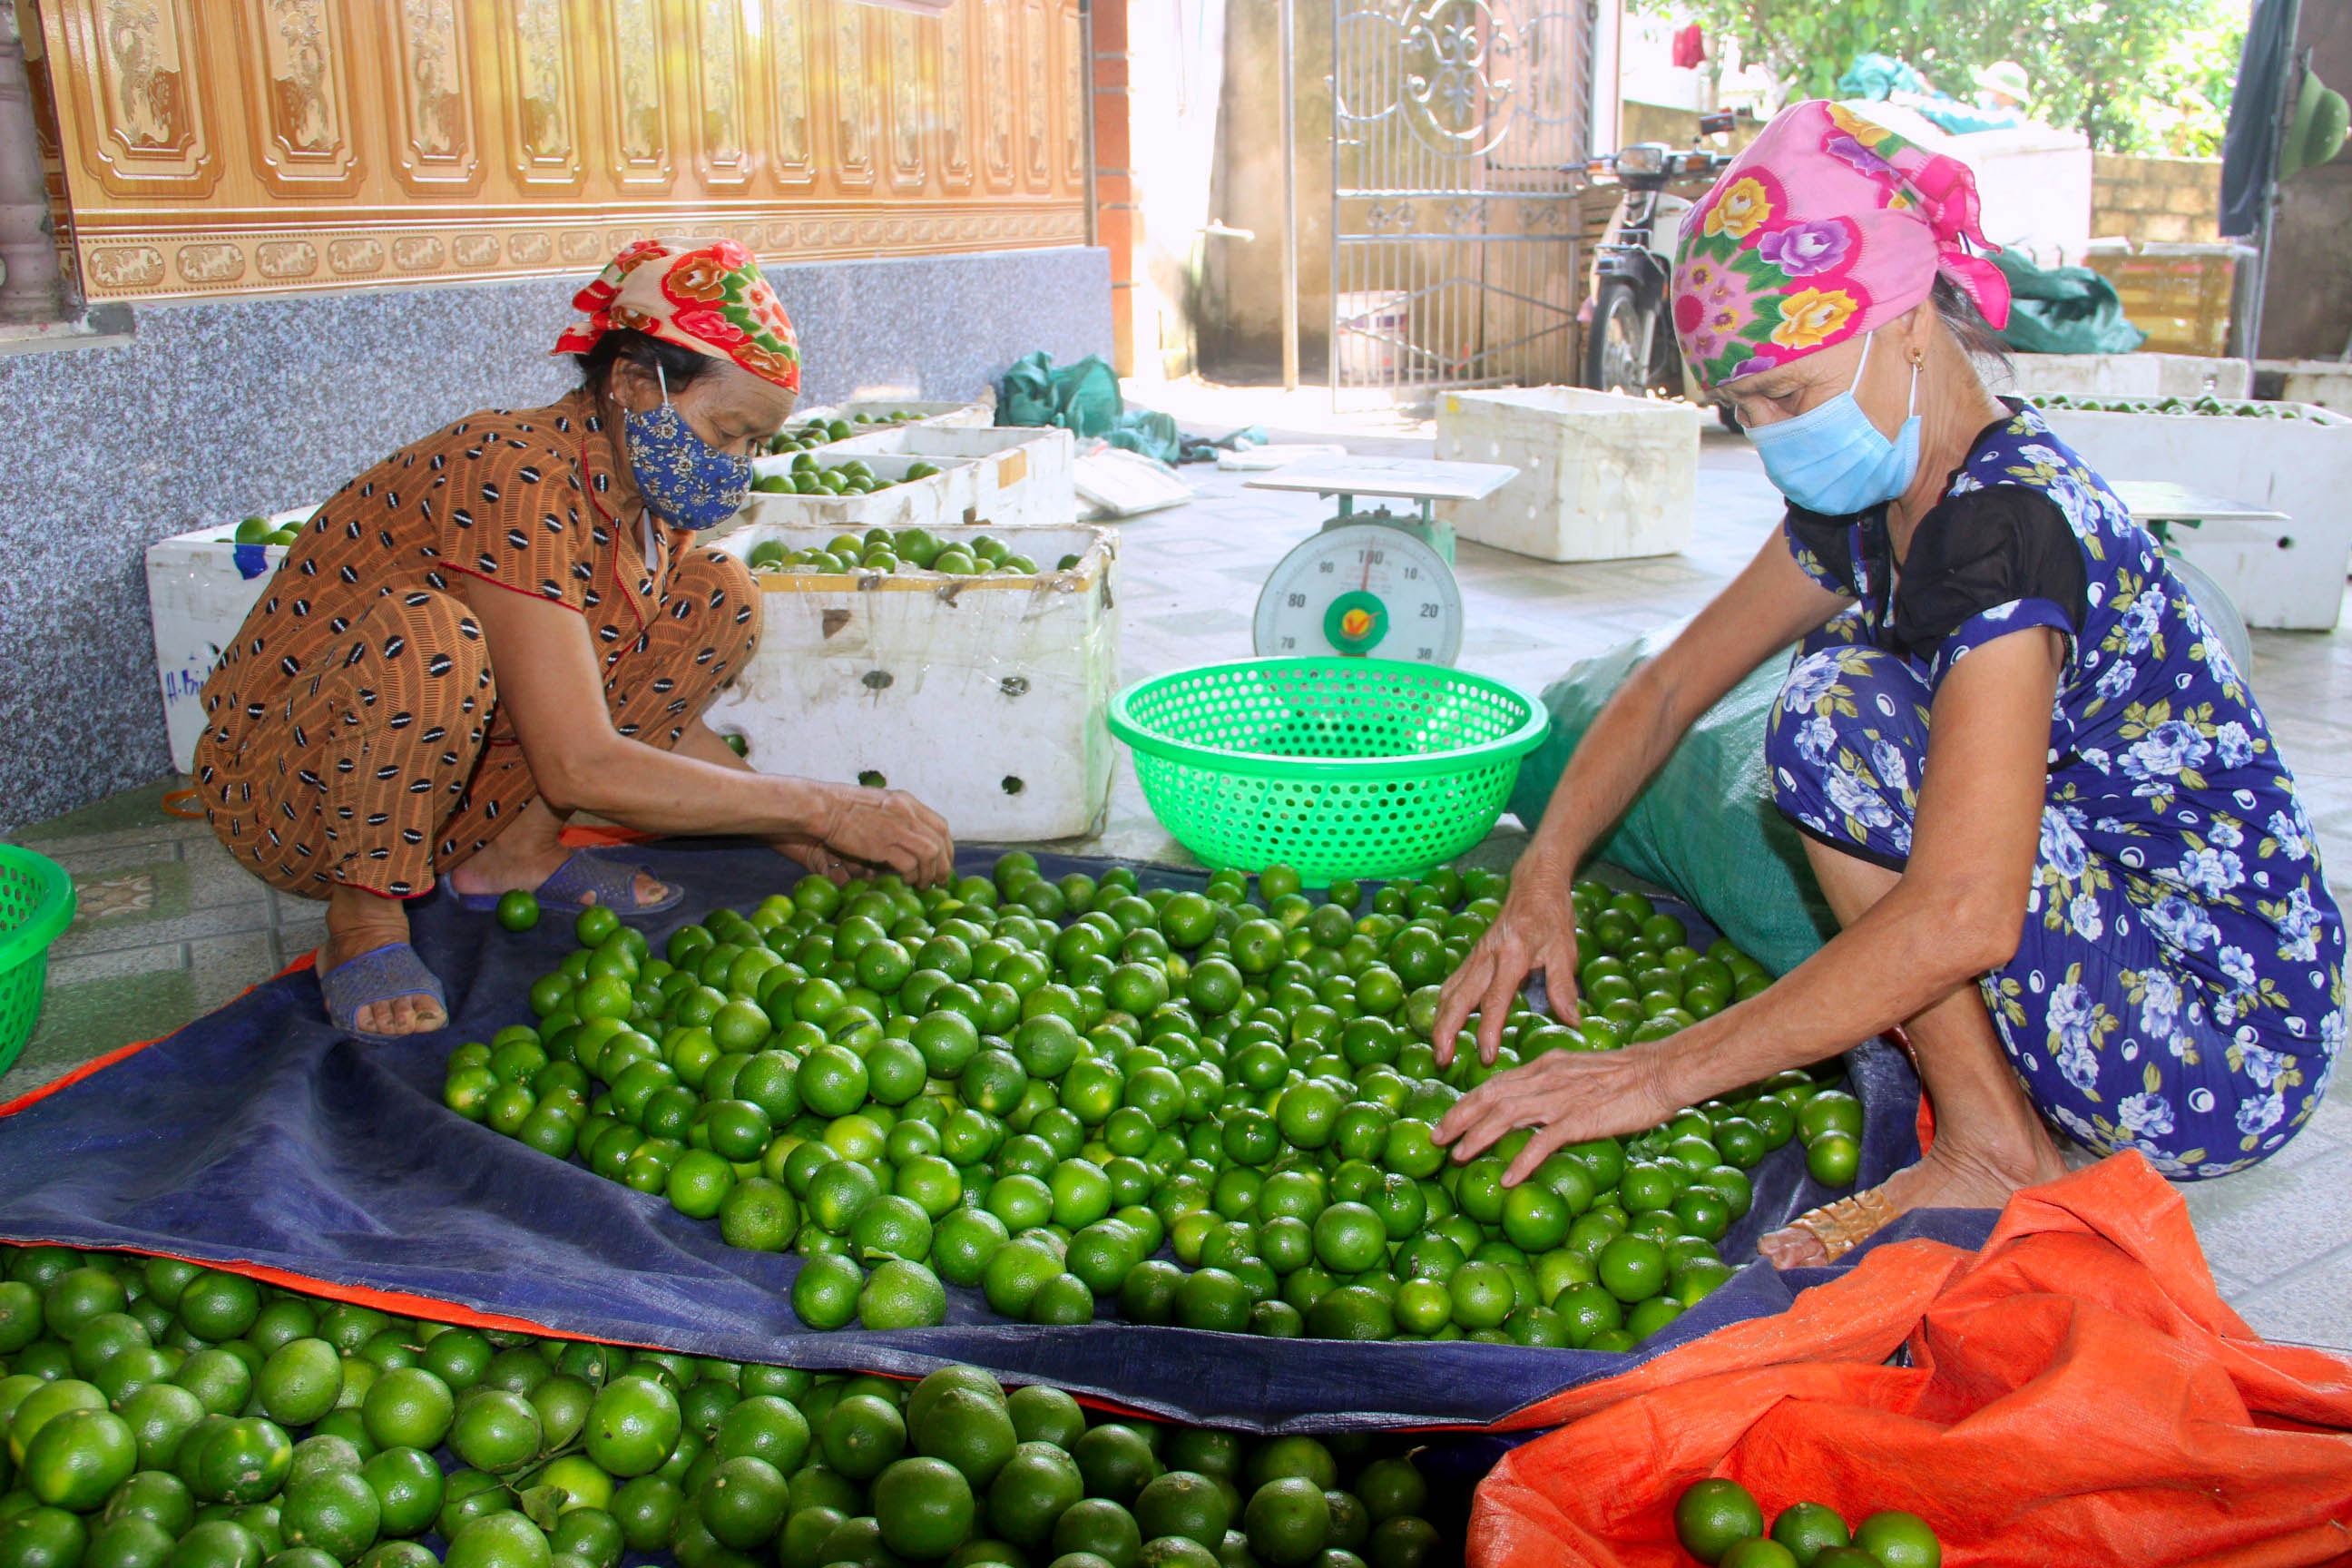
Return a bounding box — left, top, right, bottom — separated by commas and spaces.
1243, 456, 1517, 665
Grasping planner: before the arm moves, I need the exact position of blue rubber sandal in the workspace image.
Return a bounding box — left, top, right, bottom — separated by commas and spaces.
318, 943, 449, 1047
448, 848, 685, 921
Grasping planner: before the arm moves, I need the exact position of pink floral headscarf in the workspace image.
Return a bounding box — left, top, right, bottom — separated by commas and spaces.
1671, 101, 2011, 389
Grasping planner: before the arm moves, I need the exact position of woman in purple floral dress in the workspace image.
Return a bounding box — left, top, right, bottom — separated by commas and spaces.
1428, 101, 2341, 1265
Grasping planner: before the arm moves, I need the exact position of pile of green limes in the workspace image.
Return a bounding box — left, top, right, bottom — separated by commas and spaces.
750, 456, 953, 499
446, 856, 1857, 1347
0, 1241, 1447, 1568
229, 518, 305, 549
744, 531, 1044, 579
764, 411, 926, 456
1676, 1477, 1940, 1568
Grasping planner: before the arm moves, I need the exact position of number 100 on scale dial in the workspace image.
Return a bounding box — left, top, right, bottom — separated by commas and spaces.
1252, 522, 1465, 664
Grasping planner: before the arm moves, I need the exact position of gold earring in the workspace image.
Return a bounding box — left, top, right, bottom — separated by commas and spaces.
1909, 348, 1926, 367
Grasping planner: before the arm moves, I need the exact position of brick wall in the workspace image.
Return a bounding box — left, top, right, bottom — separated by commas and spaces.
2092, 153, 2221, 245
1093, 0, 1136, 376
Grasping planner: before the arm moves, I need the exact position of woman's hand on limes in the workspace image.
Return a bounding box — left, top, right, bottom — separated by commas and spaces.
770, 836, 853, 883
810, 786, 956, 886
1431, 871, 1583, 1066
1435, 1045, 1681, 1186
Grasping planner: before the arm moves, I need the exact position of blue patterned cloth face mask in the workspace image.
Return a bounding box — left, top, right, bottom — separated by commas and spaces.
624, 364, 752, 531
1746, 330, 1922, 516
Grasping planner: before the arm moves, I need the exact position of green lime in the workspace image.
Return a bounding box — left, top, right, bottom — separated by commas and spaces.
698, 1455, 790, 1551
819, 1394, 906, 1482
84, 1516, 174, 1568
280, 1470, 382, 1563
547, 1509, 622, 1568
165, 1519, 261, 1568
1446, 1263, 1513, 1331
712, 1395, 810, 1475
257, 1339, 344, 1427
360, 1447, 444, 1538
985, 1442, 1083, 1549
791, 1255, 864, 1331
1851, 1512, 1939, 1568
1722, 1540, 1800, 1568
1004, 1387, 1084, 1450
1133, 1471, 1231, 1547
873, 1455, 976, 1559
449, 1389, 541, 1475
583, 1378, 680, 1479
1052, 1498, 1142, 1568
175, 1275, 261, 1344
1242, 1477, 1328, 1567
445, 1511, 548, 1568
495, 893, 540, 933
1596, 1235, 1667, 1303
1674, 1478, 1764, 1564
192, 1416, 293, 1505
1806, 1133, 1860, 1187
1073, 1426, 1160, 1507
912, 1387, 1016, 1489
24, 1407, 138, 1512
858, 1259, 947, 1329
360, 1369, 454, 1454
1769, 1502, 1850, 1566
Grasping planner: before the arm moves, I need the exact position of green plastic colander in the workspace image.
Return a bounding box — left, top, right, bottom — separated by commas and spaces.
0, 846, 74, 1077
1109, 657, 1552, 886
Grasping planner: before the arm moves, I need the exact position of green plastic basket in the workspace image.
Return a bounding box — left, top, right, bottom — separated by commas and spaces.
1109, 657, 1552, 886
0, 846, 75, 1077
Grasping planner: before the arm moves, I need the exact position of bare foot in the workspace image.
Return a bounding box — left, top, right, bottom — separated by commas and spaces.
1759, 1128, 2068, 1269
321, 887, 446, 1039
443, 798, 670, 909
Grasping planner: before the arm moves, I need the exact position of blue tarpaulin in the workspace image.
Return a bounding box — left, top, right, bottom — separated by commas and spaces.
0, 842, 1984, 1432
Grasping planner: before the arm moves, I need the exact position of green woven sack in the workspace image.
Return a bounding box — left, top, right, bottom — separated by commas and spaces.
996, 350, 1122, 437
1505, 622, 1838, 976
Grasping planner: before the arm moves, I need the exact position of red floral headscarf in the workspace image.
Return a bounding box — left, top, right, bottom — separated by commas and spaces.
1671, 101, 2011, 389
553, 239, 801, 393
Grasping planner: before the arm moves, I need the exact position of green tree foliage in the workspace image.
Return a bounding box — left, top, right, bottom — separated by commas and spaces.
1640, 0, 2244, 154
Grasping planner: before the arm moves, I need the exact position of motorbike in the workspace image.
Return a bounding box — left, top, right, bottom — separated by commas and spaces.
1580, 110, 1740, 420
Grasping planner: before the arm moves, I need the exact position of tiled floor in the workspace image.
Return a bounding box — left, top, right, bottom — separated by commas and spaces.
6, 417, 2347, 1350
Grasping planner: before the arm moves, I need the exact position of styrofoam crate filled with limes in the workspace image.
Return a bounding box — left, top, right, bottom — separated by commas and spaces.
788, 398, 994, 438
146, 505, 319, 773
821, 425, 1076, 527
708, 523, 1119, 840
732, 451, 977, 538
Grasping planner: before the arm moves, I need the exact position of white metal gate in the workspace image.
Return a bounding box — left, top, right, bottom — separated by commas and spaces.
1331, 0, 1592, 398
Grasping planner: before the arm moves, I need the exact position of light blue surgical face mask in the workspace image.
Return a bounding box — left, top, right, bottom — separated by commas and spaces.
1745, 331, 1922, 516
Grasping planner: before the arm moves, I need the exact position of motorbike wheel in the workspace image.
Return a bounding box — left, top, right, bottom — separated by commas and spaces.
1583, 279, 1657, 396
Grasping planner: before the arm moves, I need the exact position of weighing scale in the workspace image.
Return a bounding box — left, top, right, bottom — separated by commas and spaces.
1244, 456, 1517, 664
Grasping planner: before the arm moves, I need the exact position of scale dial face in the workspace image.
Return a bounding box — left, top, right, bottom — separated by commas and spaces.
1252, 522, 1464, 663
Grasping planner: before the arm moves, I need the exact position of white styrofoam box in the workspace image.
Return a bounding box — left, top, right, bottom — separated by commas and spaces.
2049, 402, 2352, 630
705, 524, 1121, 840
1998, 353, 2251, 401
2265, 360, 2352, 415
1844, 103, 2092, 262
145, 507, 318, 773
726, 452, 979, 541
821, 425, 1077, 527
1433, 386, 1700, 561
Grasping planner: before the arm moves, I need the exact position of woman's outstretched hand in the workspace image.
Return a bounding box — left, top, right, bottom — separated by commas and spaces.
1431, 869, 1583, 1067
1434, 1044, 1682, 1186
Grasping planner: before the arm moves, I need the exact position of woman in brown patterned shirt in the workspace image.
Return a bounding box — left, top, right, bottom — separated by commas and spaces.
192, 240, 954, 1043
